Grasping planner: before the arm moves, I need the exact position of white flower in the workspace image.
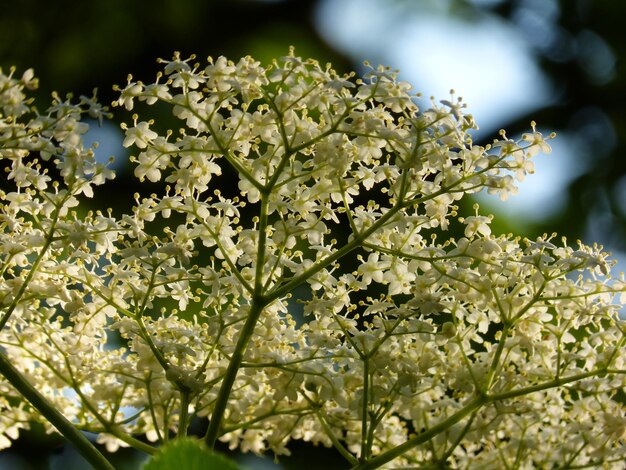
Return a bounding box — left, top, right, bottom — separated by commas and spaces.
122, 121, 158, 149
461, 215, 492, 238
521, 121, 553, 157
357, 253, 389, 285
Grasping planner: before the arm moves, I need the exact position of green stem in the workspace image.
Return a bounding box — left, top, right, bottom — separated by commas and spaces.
489, 369, 606, 401
178, 391, 190, 438
353, 368, 610, 469
0, 350, 115, 470
266, 202, 403, 303
135, 315, 169, 371
360, 358, 370, 461
106, 426, 156, 455
484, 323, 510, 391
0, 213, 59, 331
351, 396, 486, 470
302, 393, 359, 466
204, 186, 273, 447
203, 298, 266, 448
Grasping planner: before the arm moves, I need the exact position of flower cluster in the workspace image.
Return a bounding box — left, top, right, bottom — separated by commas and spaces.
0, 51, 625, 468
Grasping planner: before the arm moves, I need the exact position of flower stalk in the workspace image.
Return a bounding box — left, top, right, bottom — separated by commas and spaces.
0, 351, 115, 470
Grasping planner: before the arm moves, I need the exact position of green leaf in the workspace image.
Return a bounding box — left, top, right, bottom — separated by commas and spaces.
143, 438, 242, 470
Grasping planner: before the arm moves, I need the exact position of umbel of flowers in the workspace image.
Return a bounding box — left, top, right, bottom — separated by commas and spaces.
0, 50, 625, 469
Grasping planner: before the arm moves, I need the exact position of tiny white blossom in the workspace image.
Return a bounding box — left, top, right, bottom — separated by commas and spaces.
122, 120, 158, 149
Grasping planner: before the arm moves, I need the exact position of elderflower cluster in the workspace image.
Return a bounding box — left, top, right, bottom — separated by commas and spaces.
1, 51, 625, 468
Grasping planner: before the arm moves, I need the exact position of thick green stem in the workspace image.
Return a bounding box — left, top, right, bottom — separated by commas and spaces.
0, 350, 115, 470
178, 391, 190, 438
204, 298, 266, 448
205, 187, 273, 447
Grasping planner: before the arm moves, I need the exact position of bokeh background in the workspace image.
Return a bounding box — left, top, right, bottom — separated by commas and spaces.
0, 0, 624, 468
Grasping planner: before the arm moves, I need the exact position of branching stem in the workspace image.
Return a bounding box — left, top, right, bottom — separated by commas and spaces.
0, 350, 115, 470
